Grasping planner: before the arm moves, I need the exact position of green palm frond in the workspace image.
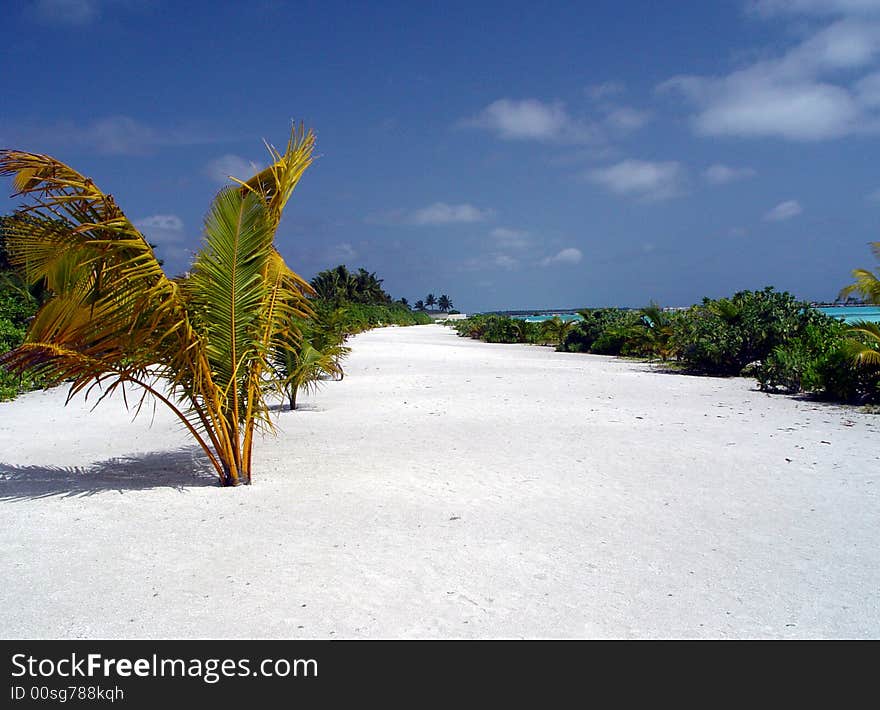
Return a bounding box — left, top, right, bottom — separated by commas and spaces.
845, 320, 880, 367
187, 189, 273, 396
234, 123, 316, 230
839, 242, 880, 304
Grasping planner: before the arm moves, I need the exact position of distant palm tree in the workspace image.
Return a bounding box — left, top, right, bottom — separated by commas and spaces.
634, 302, 676, 360
414, 300, 425, 311
541, 317, 575, 349
425, 293, 436, 311
399, 297, 409, 307
438, 294, 452, 312
274, 340, 345, 411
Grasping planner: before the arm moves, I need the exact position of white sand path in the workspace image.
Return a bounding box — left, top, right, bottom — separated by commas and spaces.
0, 324, 878, 638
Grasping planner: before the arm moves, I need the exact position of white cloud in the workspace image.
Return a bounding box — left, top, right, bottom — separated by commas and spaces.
659, 18, 880, 141
462, 95, 650, 146
490, 227, 532, 250
135, 213, 192, 272
588, 159, 687, 201
466, 98, 572, 141
412, 202, 493, 225
748, 0, 880, 17
462, 98, 609, 144
540, 247, 583, 266
704, 163, 757, 184
764, 199, 803, 221
369, 202, 494, 226
205, 154, 260, 184
135, 214, 183, 235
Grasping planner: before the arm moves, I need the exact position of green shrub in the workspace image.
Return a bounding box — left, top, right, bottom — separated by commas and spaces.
562, 309, 639, 354
817, 346, 880, 403
451, 315, 544, 344
757, 319, 845, 393
0, 278, 40, 401
672, 287, 823, 376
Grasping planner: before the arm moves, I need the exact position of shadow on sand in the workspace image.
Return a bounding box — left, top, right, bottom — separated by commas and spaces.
0, 447, 217, 501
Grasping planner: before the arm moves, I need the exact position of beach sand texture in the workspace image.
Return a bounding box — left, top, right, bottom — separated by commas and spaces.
1, 324, 877, 639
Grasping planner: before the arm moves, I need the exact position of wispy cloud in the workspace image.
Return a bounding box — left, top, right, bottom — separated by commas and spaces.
463, 98, 591, 142
135, 214, 183, 241
461, 96, 650, 146
659, 14, 880, 141
3, 115, 233, 156
540, 247, 583, 267
586, 81, 626, 100
764, 199, 803, 221
135, 213, 192, 271
28, 0, 101, 25
588, 159, 687, 201
204, 154, 260, 184
367, 202, 494, 226
26, 0, 149, 27
493, 254, 519, 270
747, 0, 880, 18
325, 242, 358, 262
604, 107, 651, 134
490, 227, 532, 250
704, 163, 757, 184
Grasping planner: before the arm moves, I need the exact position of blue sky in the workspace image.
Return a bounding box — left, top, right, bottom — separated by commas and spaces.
2, 0, 880, 311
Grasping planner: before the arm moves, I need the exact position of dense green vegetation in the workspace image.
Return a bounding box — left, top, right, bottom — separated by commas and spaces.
452, 287, 880, 404
0, 220, 44, 401
267, 266, 430, 410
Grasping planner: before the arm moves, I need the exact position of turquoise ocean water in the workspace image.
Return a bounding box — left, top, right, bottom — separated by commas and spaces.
817, 306, 880, 324
512, 306, 880, 324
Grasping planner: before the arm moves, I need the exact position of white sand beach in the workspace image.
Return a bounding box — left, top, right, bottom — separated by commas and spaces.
1, 323, 878, 639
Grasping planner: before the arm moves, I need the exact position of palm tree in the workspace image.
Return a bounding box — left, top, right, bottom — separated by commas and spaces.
844, 321, 880, 367
438, 294, 452, 312
840, 243, 880, 368
541, 317, 575, 349
413, 300, 425, 311
634, 302, 676, 360
0, 125, 316, 486
274, 339, 346, 410
425, 293, 436, 311
839, 242, 880, 304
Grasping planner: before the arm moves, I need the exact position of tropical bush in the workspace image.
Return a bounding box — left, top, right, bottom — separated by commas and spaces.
561, 309, 639, 354
756, 319, 844, 392
451, 315, 544, 344
454, 289, 879, 405
0, 278, 40, 400
670, 287, 824, 376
